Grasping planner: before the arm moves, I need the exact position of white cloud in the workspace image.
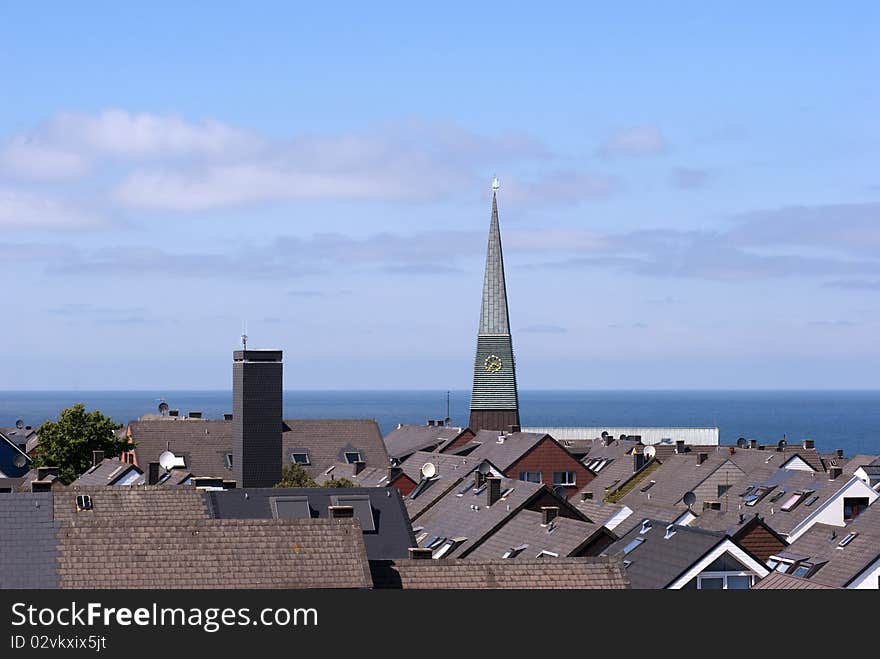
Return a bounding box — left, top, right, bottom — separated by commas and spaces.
0, 137, 89, 180
597, 125, 667, 158
0, 189, 103, 228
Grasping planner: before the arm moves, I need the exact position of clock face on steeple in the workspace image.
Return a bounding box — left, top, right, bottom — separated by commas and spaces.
484, 354, 503, 373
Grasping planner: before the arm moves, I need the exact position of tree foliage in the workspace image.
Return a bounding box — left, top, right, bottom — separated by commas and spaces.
274, 463, 355, 488
32, 404, 131, 484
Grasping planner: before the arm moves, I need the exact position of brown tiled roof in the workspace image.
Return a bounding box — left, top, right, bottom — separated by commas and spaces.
370, 556, 630, 589
752, 572, 836, 589
57, 518, 372, 589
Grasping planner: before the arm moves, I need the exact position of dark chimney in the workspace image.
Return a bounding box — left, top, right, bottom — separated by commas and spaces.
223, 413, 233, 421
675, 440, 685, 454
92, 450, 104, 467
486, 476, 502, 506
749, 439, 758, 449
168, 409, 179, 417
802, 439, 815, 450
474, 470, 486, 488
232, 349, 283, 488
697, 452, 708, 465
31, 480, 52, 492
581, 491, 593, 501
147, 462, 160, 485
541, 506, 559, 525
388, 466, 402, 482
508, 424, 521, 433
427, 419, 436, 427
188, 411, 203, 419
222, 479, 237, 489
408, 547, 433, 560
328, 505, 355, 519
633, 445, 646, 472
353, 460, 366, 476
836, 449, 845, 459
829, 466, 843, 480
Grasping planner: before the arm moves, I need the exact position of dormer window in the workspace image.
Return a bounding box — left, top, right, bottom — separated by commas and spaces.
344, 451, 362, 464
76, 495, 92, 511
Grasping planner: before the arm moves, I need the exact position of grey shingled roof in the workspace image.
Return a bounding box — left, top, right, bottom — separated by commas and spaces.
58, 517, 372, 589
456, 431, 550, 471
370, 556, 630, 589
479, 191, 511, 336
466, 508, 607, 560
70, 458, 142, 486
0, 492, 60, 588
780, 502, 880, 587
383, 424, 467, 460
205, 487, 416, 560
412, 476, 569, 558
55, 486, 210, 525
400, 450, 484, 518
129, 417, 389, 483
603, 519, 729, 589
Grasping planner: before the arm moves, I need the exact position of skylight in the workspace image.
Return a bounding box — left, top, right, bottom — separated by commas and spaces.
838, 532, 858, 548
622, 536, 645, 555
804, 495, 820, 507
344, 451, 362, 464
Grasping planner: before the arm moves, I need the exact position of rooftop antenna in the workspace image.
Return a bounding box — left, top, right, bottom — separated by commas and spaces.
491, 175, 500, 193
241, 321, 248, 351
446, 390, 451, 425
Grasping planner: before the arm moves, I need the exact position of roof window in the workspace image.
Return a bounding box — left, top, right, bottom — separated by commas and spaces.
838, 532, 858, 548
622, 536, 645, 555
502, 543, 529, 559
75, 495, 92, 511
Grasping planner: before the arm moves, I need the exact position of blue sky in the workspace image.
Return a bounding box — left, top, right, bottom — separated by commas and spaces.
2, 2, 879, 389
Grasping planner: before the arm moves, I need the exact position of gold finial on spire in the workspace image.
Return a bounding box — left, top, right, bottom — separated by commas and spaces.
491, 175, 500, 192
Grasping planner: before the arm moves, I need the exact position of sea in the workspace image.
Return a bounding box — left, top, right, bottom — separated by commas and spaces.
1, 390, 878, 457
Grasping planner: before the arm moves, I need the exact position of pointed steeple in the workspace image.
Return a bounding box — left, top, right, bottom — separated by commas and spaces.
478, 189, 511, 335
469, 178, 520, 433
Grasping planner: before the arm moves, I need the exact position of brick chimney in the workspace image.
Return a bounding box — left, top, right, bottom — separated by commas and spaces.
633, 445, 646, 472
388, 466, 402, 482
232, 349, 283, 488
802, 439, 815, 450
486, 476, 502, 506
92, 450, 104, 467
675, 440, 685, 454
541, 506, 559, 525
147, 462, 160, 485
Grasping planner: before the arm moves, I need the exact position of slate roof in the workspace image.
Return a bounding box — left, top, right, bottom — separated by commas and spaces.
283, 419, 389, 481
370, 556, 630, 589
0, 492, 60, 588
603, 519, 729, 589
54, 486, 210, 525
205, 487, 416, 560
780, 502, 880, 587
70, 458, 142, 486
0, 425, 39, 453
466, 508, 607, 560
752, 572, 836, 590
383, 424, 468, 460
58, 518, 372, 589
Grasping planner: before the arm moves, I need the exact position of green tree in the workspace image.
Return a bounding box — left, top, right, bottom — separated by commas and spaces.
32, 404, 132, 484
274, 464, 356, 488
275, 463, 318, 488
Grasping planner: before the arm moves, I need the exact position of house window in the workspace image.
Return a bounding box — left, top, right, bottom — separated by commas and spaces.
519, 471, 541, 483
224, 453, 233, 470
717, 484, 731, 497
843, 497, 869, 521
344, 452, 362, 464
552, 471, 576, 487
697, 572, 754, 590
291, 452, 310, 465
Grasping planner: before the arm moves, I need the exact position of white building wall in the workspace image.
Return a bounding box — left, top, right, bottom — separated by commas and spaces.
848, 557, 880, 589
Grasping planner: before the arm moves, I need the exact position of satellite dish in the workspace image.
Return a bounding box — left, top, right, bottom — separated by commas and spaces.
737, 437, 747, 448
553, 485, 568, 498
477, 462, 492, 475
683, 491, 697, 507
644, 446, 657, 459
13, 454, 27, 468
159, 450, 177, 471
15, 419, 24, 430
777, 439, 787, 450
158, 401, 169, 415
420, 462, 437, 479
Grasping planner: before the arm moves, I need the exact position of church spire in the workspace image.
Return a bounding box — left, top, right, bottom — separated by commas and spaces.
469, 178, 521, 433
